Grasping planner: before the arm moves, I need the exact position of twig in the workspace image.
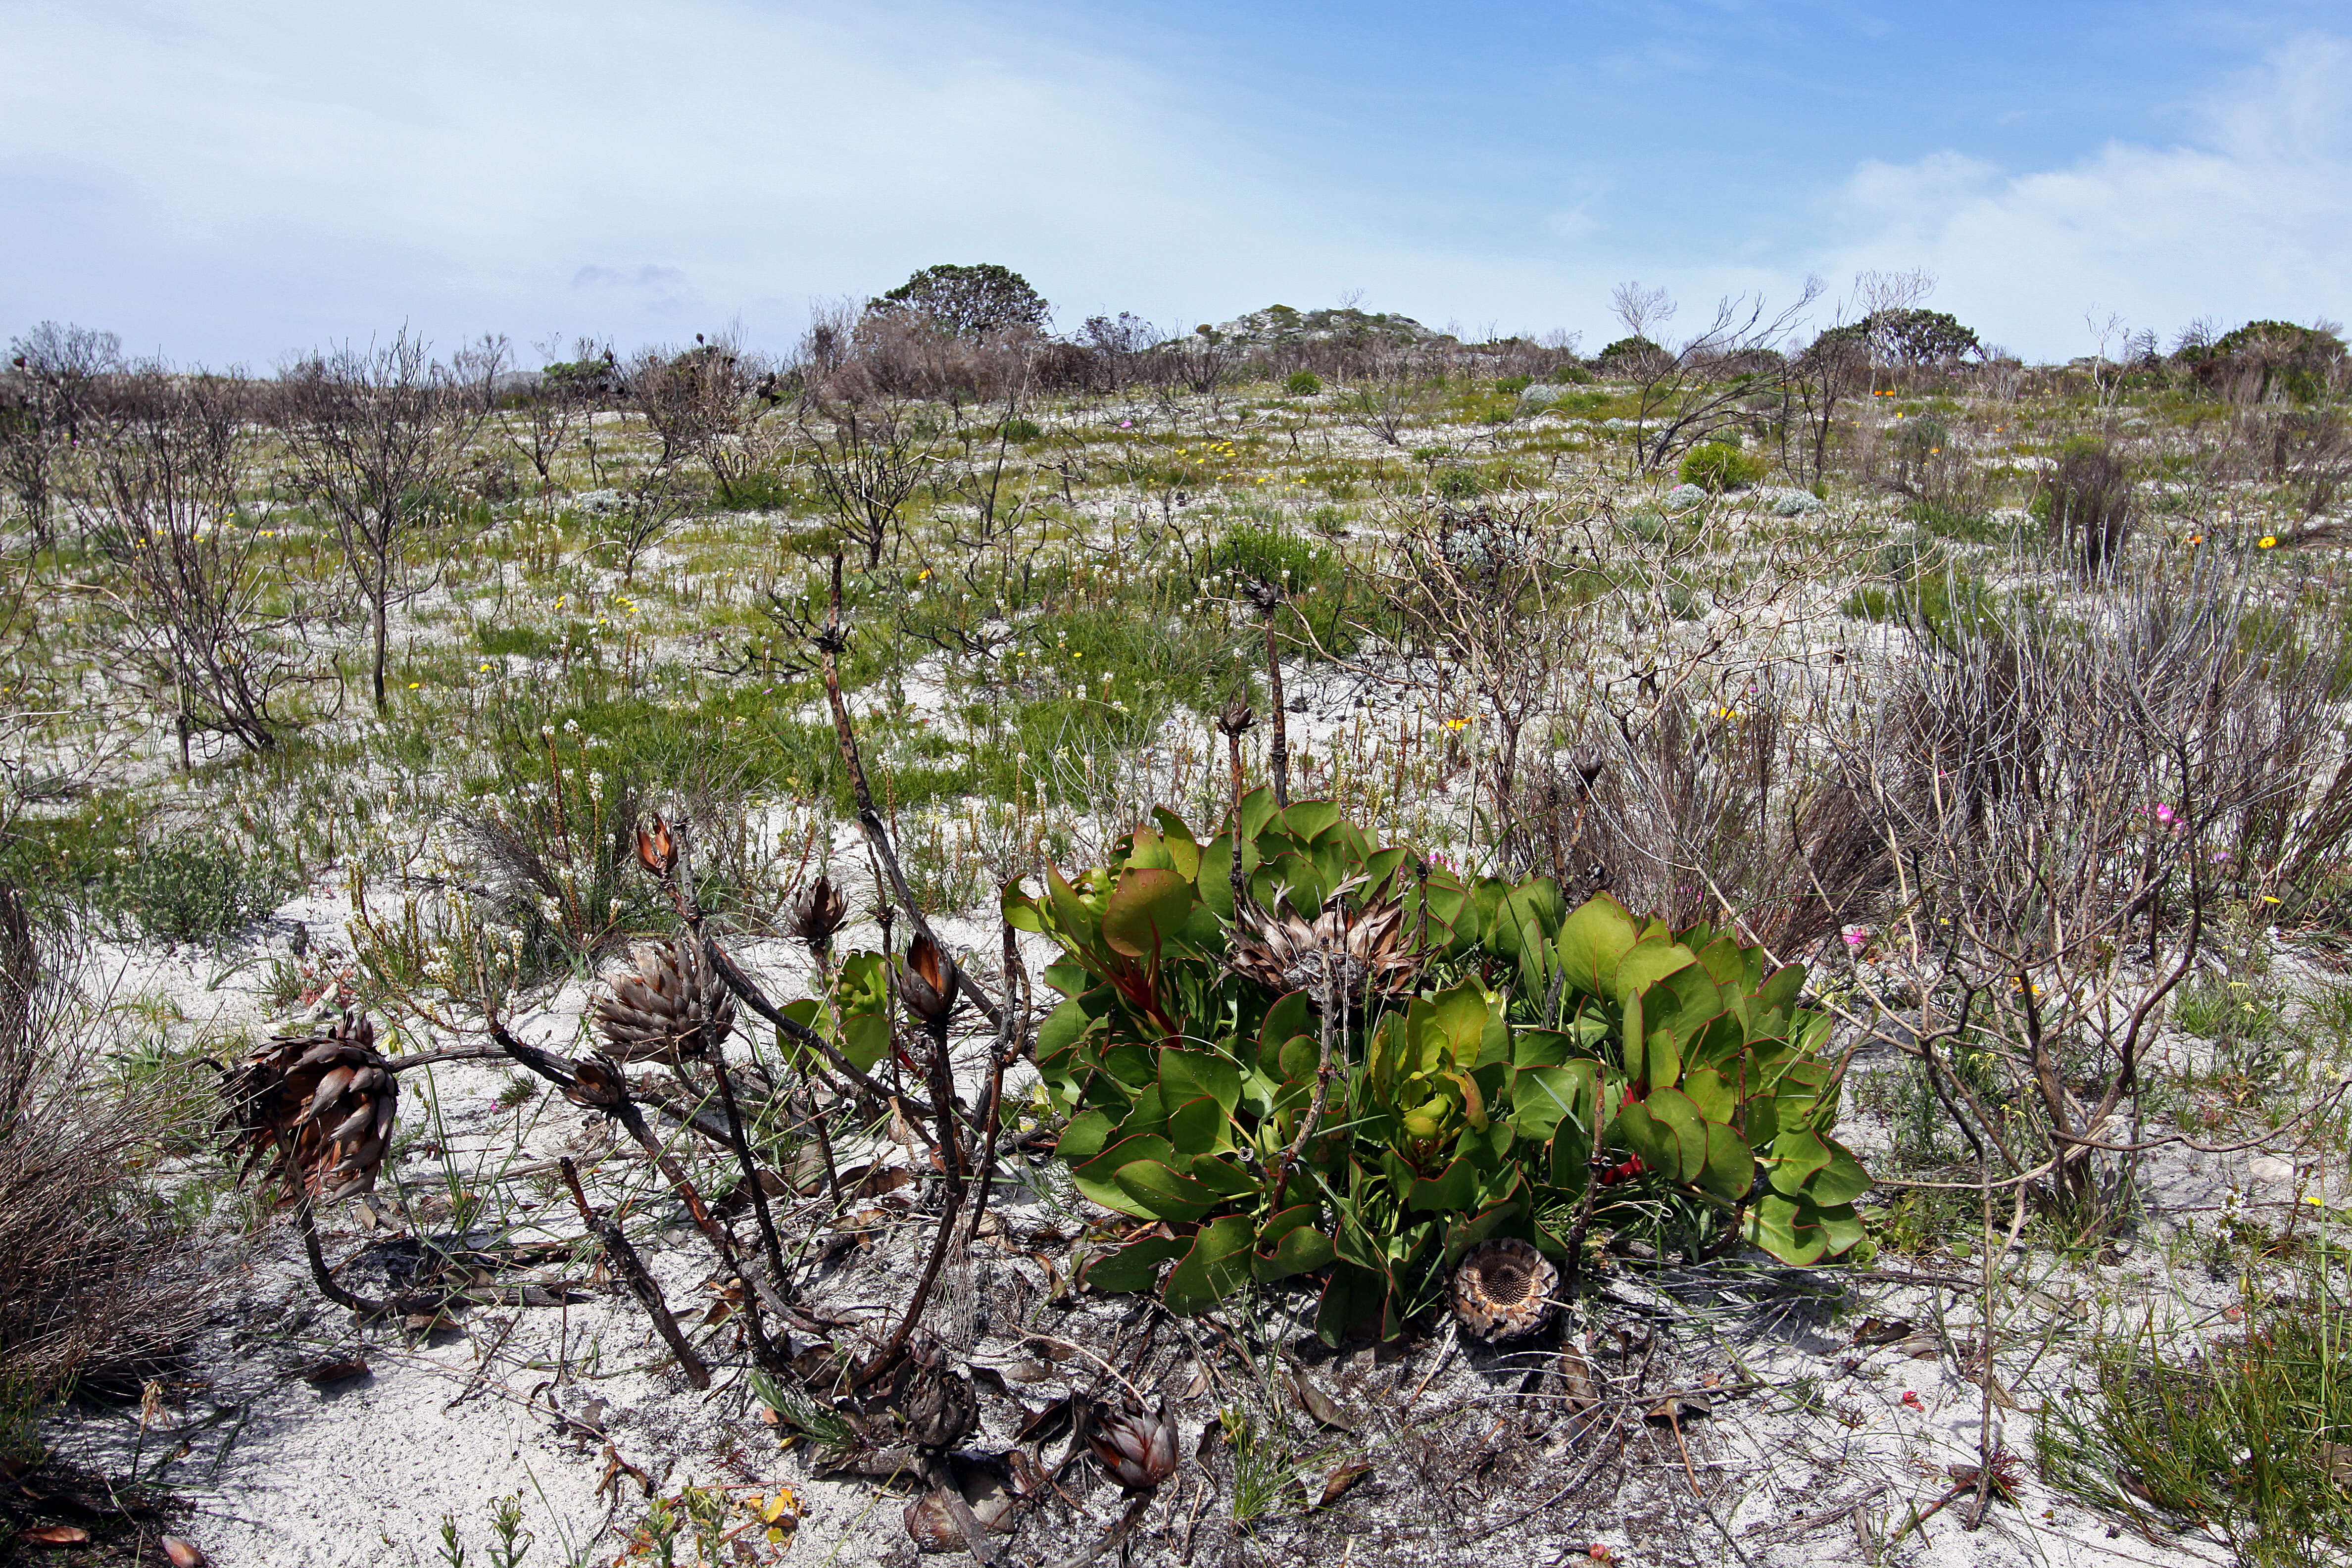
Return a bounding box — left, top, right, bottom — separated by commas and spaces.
1044, 1492, 1153, 1568
812, 550, 1002, 1028
857, 1006, 967, 1384
558, 1156, 710, 1390
970, 915, 1031, 1229
706, 936, 954, 1125
1267, 952, 1339, 1214
488, 1016, 806, 1354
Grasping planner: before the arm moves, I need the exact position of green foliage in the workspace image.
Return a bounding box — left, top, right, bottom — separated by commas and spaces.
1596, 337, 1662, 373
870, 263, 1049, 338
1284, 371, 1324, 396
1550, 365, 1595, 385
1873, 308, 1981, 365
1677, 442, 1766, 493
91, 833, 291, 946
1494, 376, 1531, 395
1001, 795, 1867, 1343
999, 416, 1043, 444
2039, 1258, 2352, 1567
708, 467, 799, 511
1432, 467, 1485, 501
2178, 321, 2347, 403
1843, 546, 1998, 641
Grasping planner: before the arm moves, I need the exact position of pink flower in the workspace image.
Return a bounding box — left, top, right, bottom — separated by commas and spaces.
1842, 927, 1869, 949
2154, 803, 2175, 824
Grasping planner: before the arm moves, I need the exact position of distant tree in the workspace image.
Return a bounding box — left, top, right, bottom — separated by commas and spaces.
1784, 322, 1871, 485
624, 335, 779, 501
1594, 335, 1664, 375
278, 330, 488, 711
1606, 278, 1826, 473
1872, 308, 1980, 365
0, 322, 122, 545
77, 369, 312, 762
507, 337, 606, 496
1080, 313, 1161, 393
870, 264, 1049, 338
2177, 319, 2348, 403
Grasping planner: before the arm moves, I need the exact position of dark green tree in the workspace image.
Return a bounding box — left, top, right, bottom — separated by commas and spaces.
1594, 335, 1662, 371
870, 263, 1049, 338
1871, 308, 1980, 364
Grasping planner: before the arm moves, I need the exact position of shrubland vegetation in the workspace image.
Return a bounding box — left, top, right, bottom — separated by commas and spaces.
5, 267, 2352, 1564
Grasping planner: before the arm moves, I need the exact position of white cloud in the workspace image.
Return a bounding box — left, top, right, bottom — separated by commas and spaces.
1817, 35, 2352, 358
0, 0, 1371, 359
4, 6, 2342, 364
0, 0, 1715, 361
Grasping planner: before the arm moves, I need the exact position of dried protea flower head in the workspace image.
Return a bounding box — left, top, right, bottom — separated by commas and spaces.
790, 873, 849, 955
1228, 875, 1421, 1010
562, 1055, 630, 1111
1240, 576, 1286, 615
635, 815, 678, 879
1215, 699, 1255, 737
218, 1008, 398, 1202
897, 929, 958, 1030
593, 932, 735, 1062
1452, 1238, 1559, 1342
1088, 1397, 1178, 1490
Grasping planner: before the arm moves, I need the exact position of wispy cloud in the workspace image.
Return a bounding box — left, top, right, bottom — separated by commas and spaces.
1815, 35, 2352, 355
0, 4, 2343, 363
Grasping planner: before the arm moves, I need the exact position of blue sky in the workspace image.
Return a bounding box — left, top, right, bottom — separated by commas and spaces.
2, 1, 2344, 365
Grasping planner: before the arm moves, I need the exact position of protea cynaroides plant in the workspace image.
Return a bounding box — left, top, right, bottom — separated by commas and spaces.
1227, 876, 1423, 1010
1452, 1238, 1558, 1342
1088, 1398, 1178, 1490
790, 873, 849, 962
593, 933, 735, 1062
218, 1009, 398, 1202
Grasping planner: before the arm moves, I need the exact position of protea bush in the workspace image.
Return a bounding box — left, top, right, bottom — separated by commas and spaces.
1006, 789, 1871, 1342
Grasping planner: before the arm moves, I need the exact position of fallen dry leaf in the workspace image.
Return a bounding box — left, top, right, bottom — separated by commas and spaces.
299, 1356, 371, 1384
1851, 1316, 1913, 1347
19, 1524, 90, 1546
162, 1538, 208, 1567
1557, 1346, 1599, 1412
1646, 1391, 1712, 1422
1291, 1373, 1355, 1431
1316, 1460, 1372, 1507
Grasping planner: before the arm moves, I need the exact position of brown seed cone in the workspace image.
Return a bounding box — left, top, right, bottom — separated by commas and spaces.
1215, 699, 1255, 737
1228, 877, 1422, 1008
562, 1055, 631, 1111
593, 933, 735, 1062
635, 816, 677, 879
1452, 1237, 1559, 1342
218, 1008, 397, 1203
896, 930, 958, 1029
1088, 1398, 1178, 1490
790, 873, 849, 951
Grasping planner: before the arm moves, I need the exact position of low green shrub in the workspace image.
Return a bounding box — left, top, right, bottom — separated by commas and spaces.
94, 835, 291, 946
2039, 1256, 2352, 1567
711, 467, 799, 512
973, 796, 1870, 1341
1432, 467, 1485, 501
1678, 442, 1766, 492
1550, 365, 1595, 385
1284, 370, 1323, 396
